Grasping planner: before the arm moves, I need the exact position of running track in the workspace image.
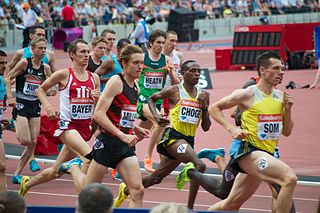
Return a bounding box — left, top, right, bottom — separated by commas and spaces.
3, 46, 320, 212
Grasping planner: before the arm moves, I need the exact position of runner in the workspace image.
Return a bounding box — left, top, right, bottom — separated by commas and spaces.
5, 26, 56, 76
138, 29, 180, 173
5, 38, 52, 184
200, 52, 296, 212
113, 60, 223, 207
85, 44, 150, 208
18, 39, 100, 196
87, 36, 107, 73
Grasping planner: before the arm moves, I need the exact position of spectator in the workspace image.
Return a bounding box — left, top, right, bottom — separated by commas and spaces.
0, 191, 26, 213
61, 1, 75, 28
129, 10, 150, 52
76, 183, 113, 213
21, 3, 38, 48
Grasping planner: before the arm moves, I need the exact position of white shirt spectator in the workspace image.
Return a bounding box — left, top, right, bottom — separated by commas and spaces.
130, 18, 149, 44
0, 7, 4, 18
23, 8, 38, 28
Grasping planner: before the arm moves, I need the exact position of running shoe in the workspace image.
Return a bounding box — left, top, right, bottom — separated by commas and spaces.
113, 182, 128, 207
112, 169, 122, 182
19, 176, 30, 197
197, 148, 225, 163
58, 157, 82, 174
12, 174, 22, 184
176, 162, 195, 190
29, 159, 40, 172
144, 157, 155, 173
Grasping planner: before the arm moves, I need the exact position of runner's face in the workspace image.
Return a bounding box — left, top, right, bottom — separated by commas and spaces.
164, 34, 178, 52
150, 36, 165, 55
104, 33, 116, 51
183, 63, 201, 85
125, 53, 144, 79
93, 42, 107, 58
31, 29, 46, 40
74, 43, 90, 67
262, 58, 284, 86
0, 56, 7, 75
32, 41, 47, 59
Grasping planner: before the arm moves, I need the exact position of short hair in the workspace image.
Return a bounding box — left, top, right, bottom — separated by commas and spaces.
31, 37, 47, 48
256, 52, 282, 76
0, 50, 7, 57
181, 60, 197, 74
29, 26, 45, 35
68, 38, 88, 54
151, 203, 188, 213
166, 30, 177, 37
91, 36, 107, 47
118, 44, 143, 68
148, 30, 166, 47
0, 191, 26, 213
133, 10, 144, 18
101, 29, 116, 38
77, 183, 113, 213
117, 38, 131, 48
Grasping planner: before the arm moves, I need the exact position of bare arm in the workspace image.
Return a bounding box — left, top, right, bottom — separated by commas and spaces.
198, 90, 211, 131
47, 50, 57, 73
282, 92, 294, 137
92, 75, 138, 146
148, 86, 177, 127
94, 58, 114, 76
5, 59, 28, 106
209, 88, 252, 139
37, 69, 68, 119
4, 50, 24, 77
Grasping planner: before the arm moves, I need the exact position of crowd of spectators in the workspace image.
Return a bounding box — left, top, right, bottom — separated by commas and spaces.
0, 0, 319, 33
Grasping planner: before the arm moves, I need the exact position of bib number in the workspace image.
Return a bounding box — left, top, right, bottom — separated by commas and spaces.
143, 72, 164, 89
120, 105, 137, 128
179, 100, 201, 124
23, 78, 41, 96
258, 114, 282, 140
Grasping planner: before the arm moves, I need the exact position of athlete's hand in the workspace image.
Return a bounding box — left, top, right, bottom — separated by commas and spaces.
7, 97, 16, 108
229, 127, 250, 140
90, 89, 100, 103
49, 86, 58, 96
166, 57, 174, 73
284, 92, 293, 111
198, 91, 209, 111
134, 126, 151, 142
118, 132, 139, 147
46, 105, 59, 120
1, 119, 10, 130
154, 114, 170, 127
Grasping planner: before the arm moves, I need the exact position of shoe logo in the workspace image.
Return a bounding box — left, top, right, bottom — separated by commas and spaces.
93, 139, 104, 150
224, 170, 235, 182
177, 144, 187, 154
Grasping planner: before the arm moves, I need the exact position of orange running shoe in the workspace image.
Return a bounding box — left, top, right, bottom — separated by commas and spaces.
144, 157, 155, 173
112, 169, 117, 179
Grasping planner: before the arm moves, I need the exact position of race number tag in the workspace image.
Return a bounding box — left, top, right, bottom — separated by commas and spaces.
70, 98, 94, 119
143, 72, 164, 89
120, 104, 137, 128
257, 114, 282, 140
23, 77, 42, 96
179, 100, 201, 124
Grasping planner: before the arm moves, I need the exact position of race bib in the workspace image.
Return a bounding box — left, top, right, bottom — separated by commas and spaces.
23, 77, 42, 96
179, 99, 201, 124
70, 98, 94, 120
120, 104, 137, 128
257, 114, 283, 140
143, 72, 164, 89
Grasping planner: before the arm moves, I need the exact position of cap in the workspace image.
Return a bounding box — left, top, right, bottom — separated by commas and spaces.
22, 3, 29, 9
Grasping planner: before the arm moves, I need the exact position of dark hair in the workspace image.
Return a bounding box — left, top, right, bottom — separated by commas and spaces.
0, 50, 7, 57
68, 38, 88, 54
133, 10, 144, 18
78, 183, 113, 213
148, 30, 166, 47
181, 60, 196, 74
118, 44, 143, 68
101, 29, 116, 37
256, 52, 282, 76
117, 38, 131, 48
29, 26, 45, 35
0, 191, 26, 213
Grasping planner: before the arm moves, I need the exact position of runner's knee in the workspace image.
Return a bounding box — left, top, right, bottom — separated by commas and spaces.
129, 185, 144, 202
282, 170, 297, 189
0, 162, 5, 174
194, 160, 206, 173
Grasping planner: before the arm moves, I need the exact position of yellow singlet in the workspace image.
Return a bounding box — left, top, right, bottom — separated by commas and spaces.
169, 83, 202, 137
241, 85, 284, 153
